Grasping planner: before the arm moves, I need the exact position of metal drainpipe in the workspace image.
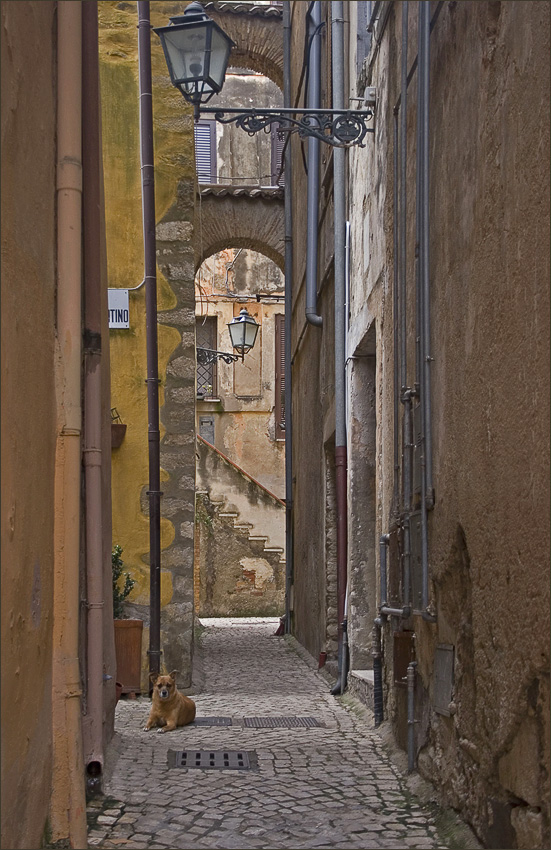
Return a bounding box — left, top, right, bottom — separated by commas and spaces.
398, 2, 413, 613
407, 658, 418, 772
392, 109, 400, 516
417, 0, 435, 618
51, 2, 88, 845
82, 0, 105, 793
305, 1, 323, 326
137, 1, 162, 679
331, 0, 348, 696
283, 0, 294, 633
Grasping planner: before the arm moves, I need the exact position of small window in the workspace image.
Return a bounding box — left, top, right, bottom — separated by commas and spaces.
194, 120, 216, 184
196, 316, 217, 398
275, 314, 285, 440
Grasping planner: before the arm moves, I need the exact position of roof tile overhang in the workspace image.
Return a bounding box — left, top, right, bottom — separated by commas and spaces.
204, 2, 283, 19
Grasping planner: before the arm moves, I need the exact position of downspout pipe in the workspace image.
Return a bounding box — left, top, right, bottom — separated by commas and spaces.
332, 0, 348, 695
417, 0, 435, 620
305, 1, 323, 326
51, 2, 88, 846
82, 0, 105, 793
283, 0, 294, 633
137, 1, 162, 680
407, 659, 418, 772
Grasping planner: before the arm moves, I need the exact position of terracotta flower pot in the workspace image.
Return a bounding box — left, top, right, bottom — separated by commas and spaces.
111, 422, 127, 448
114, 619, 143, 694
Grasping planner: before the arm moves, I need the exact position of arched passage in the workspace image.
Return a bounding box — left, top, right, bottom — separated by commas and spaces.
195, 186, 284, 273
204, 2, 283, 89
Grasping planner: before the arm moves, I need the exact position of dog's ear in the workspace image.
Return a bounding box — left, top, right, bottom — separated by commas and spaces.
149, 672, 158, 684
169, 670, 179, 680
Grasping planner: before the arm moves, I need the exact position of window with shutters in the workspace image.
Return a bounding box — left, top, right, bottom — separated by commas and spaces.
196, 316, 217, 398
194, 120, 216, 184
271, 124, 285, 188
275, 314, 285, 440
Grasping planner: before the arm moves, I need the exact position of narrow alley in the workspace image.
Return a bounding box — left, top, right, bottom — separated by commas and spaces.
87, 619, 479, 850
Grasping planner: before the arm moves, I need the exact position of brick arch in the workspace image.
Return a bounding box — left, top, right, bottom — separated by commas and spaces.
195, 187, 284, 272
204, 2, 283, 89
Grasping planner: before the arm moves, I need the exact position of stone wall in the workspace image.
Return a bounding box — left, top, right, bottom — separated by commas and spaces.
289, 1, 550, 847
346, 2, 550, 848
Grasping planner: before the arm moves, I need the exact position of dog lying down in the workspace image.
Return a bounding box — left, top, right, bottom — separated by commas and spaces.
144, 671, 196, 733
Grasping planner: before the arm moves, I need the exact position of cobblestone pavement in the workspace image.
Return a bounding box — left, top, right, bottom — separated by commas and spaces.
88, 618, 479, 849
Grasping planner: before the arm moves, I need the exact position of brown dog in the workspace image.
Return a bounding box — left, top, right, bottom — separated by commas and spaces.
144, 670, 196, 733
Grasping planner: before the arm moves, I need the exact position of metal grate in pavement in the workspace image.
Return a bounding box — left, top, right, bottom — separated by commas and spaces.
168, 750, 253, 770
190, 716, 233, 726
242, 716, 323, 728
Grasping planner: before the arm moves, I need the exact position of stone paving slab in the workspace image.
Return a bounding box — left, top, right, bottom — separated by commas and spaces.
89, 618, 481, 849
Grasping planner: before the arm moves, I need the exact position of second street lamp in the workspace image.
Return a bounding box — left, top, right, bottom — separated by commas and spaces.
196, 308, 260, 365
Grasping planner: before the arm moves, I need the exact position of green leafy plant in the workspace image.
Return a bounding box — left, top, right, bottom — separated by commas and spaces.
112, 545, 135, 619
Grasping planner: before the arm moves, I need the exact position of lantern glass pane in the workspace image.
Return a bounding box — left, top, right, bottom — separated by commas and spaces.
208, 26, 233, 90
244, 320, 259, 349
162, 24, 207, 85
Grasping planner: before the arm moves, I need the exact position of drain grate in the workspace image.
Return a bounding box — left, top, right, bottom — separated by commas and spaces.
168, 750, 252, 770
190, 716, 233, 726
242, 716, 322, 728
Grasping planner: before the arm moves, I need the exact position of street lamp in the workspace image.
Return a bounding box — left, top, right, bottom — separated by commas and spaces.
154, 3, 375, 147
154, 2, 234, 116
197, 308, 260, 365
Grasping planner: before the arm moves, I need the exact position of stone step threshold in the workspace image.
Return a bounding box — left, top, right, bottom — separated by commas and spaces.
348, 669, 375, 711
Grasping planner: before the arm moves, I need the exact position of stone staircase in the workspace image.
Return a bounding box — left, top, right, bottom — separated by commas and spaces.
198, 491, 286, 566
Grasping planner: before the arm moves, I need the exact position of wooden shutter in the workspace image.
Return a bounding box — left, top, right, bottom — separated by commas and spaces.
271, 124, 285, 188
275, 314, 285, 440
194, 121, 216, 184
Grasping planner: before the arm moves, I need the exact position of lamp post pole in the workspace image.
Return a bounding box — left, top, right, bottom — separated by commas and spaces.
137, 0, 162, 684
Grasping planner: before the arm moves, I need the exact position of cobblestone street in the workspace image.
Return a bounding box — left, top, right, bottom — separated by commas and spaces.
88, 619, 480, 849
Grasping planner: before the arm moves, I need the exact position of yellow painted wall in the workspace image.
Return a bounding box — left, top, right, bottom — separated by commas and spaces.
98, 2, 196, 678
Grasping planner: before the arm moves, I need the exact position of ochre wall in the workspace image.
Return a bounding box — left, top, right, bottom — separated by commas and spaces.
1, 2, 57, 846
99, 1, 197, 687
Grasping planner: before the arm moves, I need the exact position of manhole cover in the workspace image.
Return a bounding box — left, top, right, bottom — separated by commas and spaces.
242, 716, 322, 728
168, 750, 254, 770
190, 716, 233, 726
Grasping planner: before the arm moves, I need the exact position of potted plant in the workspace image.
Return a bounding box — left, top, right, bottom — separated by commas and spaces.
112, 545, 143, 696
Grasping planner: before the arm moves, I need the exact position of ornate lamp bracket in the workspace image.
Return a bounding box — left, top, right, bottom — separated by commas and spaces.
198, 104, 375, 148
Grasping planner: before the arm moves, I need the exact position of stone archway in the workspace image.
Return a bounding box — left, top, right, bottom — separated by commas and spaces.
195, 186, 284, 273
204, 2, 283, 89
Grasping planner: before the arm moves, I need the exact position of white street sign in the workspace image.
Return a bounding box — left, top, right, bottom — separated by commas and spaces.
108, 289, 130, 328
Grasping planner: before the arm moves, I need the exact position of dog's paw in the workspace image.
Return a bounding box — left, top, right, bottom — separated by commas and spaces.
143, 725, 152, 732
157, 727, 166, 734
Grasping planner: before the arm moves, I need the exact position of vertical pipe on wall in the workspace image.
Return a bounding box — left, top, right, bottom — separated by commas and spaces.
82, 0, 106, 791
392, 109, 401, 516
421, 0, 433, 512
137, 1, 162, 679
417, 0, 434, 616
398, 2, 412, 610
332, 0, 348, 693
305, 1, 323, 326
51, 2, 88, 845
407, 659, 417, 772
283, 0, 294, 633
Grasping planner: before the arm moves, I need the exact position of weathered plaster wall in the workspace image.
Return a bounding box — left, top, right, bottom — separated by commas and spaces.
195, 490, 285, 618
288, 1, 338, 664
1, 3, 56, 846
344, 2, 550, 847
99, 1, 196, 687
